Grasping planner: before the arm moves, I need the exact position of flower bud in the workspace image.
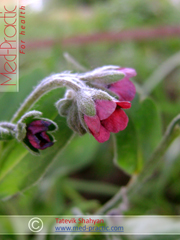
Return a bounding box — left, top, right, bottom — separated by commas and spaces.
56, 98, 73, 117
79, 65, 125, 84
65, 89, 76, 99
76, 90, 96, 117
16, 110, 43, 141
16, 111, 58, 155
24, 120, 55, 154
91, 89, 116, 101
67, 102, 86, 135
58, 87, 120, 138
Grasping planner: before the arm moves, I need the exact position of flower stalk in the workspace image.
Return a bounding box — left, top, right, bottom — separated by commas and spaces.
11, 74, 84, 123
0, 122, 16, 141
0, 127, 15, 141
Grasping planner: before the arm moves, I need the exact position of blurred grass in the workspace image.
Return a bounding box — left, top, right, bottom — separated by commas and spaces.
0, 0, 180, 238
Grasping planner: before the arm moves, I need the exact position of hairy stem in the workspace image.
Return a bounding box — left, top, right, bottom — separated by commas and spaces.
11, 74, 83, 123
0, 127, 15, 140
0, 122, 16, 131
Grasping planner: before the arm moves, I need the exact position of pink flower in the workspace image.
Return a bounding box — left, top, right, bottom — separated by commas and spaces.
84, 100, 131, 143
84, 68, 136, 143
107, 68, 136, 101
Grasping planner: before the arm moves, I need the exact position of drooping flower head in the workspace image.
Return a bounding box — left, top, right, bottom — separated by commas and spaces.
56, 65, 136, 143
2, 65, 136, 155
82, 67, 136, 142
78, 66, 136, 102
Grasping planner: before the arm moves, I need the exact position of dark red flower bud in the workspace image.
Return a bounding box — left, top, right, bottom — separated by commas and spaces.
26, 120, 54, 150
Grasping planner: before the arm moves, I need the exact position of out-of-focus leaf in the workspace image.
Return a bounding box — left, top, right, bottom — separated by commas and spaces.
115, 95, 162, 175
46, 133, 100, 177
0, 75, 100, 199
0, 72, 72, 199
0, 116, 72, 199
115, 117, 139, 175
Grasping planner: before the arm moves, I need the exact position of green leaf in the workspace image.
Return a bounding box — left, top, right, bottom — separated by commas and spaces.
114, 117, 139, 175
46, 133, 100, 178
0, 72, 101, 199
0, 71, 72, 199
0, 116, 72, 199
115, 95, 162, 175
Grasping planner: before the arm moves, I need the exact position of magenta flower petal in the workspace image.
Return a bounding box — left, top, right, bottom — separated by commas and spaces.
95, 100, 116, 120
27, 132, 41, 149
101, 108, 128, 133
27, 131, 53, 150
40, 142, 54, 150
109, 77, 136, 101
39, 131, 51, 142
84, 115, 101, 135
39, 132, 54, 149
116, 101, 131, 109
27, 120, 51, 134
93, 125, 110, 143
83, 67, 136, 142
118, 67, 137, 78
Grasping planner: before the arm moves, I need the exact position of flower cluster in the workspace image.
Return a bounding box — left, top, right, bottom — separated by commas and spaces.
0, 65, 136, 154
57, 67, 136, 143
83, 68, 136, 142
84, 100, 131, 142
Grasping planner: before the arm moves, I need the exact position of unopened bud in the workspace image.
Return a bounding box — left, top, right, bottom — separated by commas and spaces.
65, 89, 76, 99
18, 110, 42, 124
91, 89, 115, 101
79, 65, 124, 84
76, 90, 96, 116
56, 98, 73, 117
16, 110, 43, 141
15, 111, 58, 155
67, 103, 86, 135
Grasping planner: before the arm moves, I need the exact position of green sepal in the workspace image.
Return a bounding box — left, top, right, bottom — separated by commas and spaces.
67, 103, 86, 135
22, 138, 40, 156
76, 90, 96, 117
79, 65, 125, 84
0, 127, 15, 141
56, 98, 73, 117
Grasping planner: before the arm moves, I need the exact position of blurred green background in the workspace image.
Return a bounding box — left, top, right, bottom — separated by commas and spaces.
0, 0, 180, 239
